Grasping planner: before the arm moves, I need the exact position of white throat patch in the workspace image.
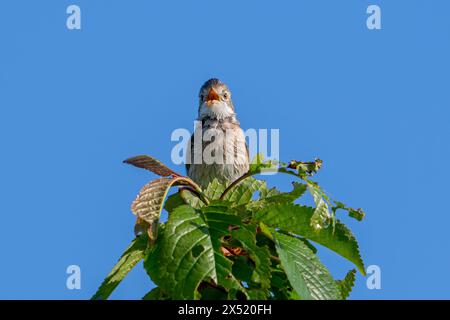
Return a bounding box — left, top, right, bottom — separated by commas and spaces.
198, 101, 235, 120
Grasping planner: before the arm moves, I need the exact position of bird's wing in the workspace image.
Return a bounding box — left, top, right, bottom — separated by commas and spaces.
232, 126, 250, 164
234, 139, 249, 161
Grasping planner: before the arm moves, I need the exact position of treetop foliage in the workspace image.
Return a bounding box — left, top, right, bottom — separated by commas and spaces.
92, 155, 365, 300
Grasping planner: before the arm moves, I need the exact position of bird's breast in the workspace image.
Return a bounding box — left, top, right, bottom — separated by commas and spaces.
187, 119, 249, 188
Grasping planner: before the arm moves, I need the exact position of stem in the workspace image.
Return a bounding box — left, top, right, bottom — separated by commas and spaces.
177, 177, 210, 206
270, 255, 281, 263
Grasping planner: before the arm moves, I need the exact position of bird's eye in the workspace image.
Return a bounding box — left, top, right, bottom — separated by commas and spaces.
223, 92, 228, 99
200, 94, 204, 101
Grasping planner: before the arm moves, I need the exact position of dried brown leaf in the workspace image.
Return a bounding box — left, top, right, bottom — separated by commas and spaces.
124, 155, 180, 177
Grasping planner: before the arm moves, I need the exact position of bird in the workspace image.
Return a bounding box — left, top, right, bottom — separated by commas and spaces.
186, 78, 249, 189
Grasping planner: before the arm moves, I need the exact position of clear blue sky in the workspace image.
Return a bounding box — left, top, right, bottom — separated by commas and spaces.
0, 0, 449, 299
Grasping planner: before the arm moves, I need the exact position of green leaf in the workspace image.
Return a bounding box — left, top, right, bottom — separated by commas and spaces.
163, 192, 186, 213
268, 268, 294, 300
273, 231, 341, 300
180, 179, 225, 209
103, 154, 368, 300
336, 269, 357, 299
231, 225, 272, 297
222, 177, 266, 206
248, 154, 279, 175
91, 235, 148, 300
260, 186, 280, 199
232, 256, 254, 282
270, 269, 289, 289
201, 206, 248, 296
204, 179, 226, 200
198, 286, 229, 300
247, 289, 269, 300
306, 180, 332, 231
255, 203, 365, 275
298, 237, 318, 254
246, 182, 307, 211
144, 205, 214, 299
144, 205, 244, 299
271, 182, 307, 202
180, 188, 203, 209
142, 287, 168, 300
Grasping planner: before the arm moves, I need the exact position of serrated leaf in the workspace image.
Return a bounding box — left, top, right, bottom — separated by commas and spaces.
131, 176, 197, 240
204, 179, 226, 200
91, 235, 148, 300
271, 182, 307, 202
246, 182, 307, 211
260, 186, 280, 199
248, 154, 280, 175
222, 177, 266, 206
144, 205, 244, 299
255, 203, 365, 275
142, 287, 168, 300
336, 269, 356, 300
179, 179, 225, 209
311, 198, 330, 231
273, 231, 341, 300
124, 155, 180, 177
144, 205, 215, 299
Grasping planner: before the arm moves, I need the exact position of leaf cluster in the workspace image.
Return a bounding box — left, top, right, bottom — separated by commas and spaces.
92, 155, 365, 300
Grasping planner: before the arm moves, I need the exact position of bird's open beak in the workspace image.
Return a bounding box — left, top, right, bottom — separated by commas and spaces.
205, 88, 220, 106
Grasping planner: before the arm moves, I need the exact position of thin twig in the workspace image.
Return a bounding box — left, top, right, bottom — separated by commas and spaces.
270, 255, 281, 263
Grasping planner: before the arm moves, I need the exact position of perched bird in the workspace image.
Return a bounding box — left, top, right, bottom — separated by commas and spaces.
186, 78, 249, 189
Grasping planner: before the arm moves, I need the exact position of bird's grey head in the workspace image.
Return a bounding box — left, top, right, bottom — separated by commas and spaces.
197, 78, 236, 121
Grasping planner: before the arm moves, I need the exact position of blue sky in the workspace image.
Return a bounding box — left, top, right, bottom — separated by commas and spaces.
0, 0, 449, 299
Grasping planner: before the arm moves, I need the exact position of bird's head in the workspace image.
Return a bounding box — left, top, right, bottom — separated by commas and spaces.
198, 78, 235, 121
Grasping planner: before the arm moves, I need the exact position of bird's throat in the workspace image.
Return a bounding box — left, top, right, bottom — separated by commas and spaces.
199, 101, 236, 122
